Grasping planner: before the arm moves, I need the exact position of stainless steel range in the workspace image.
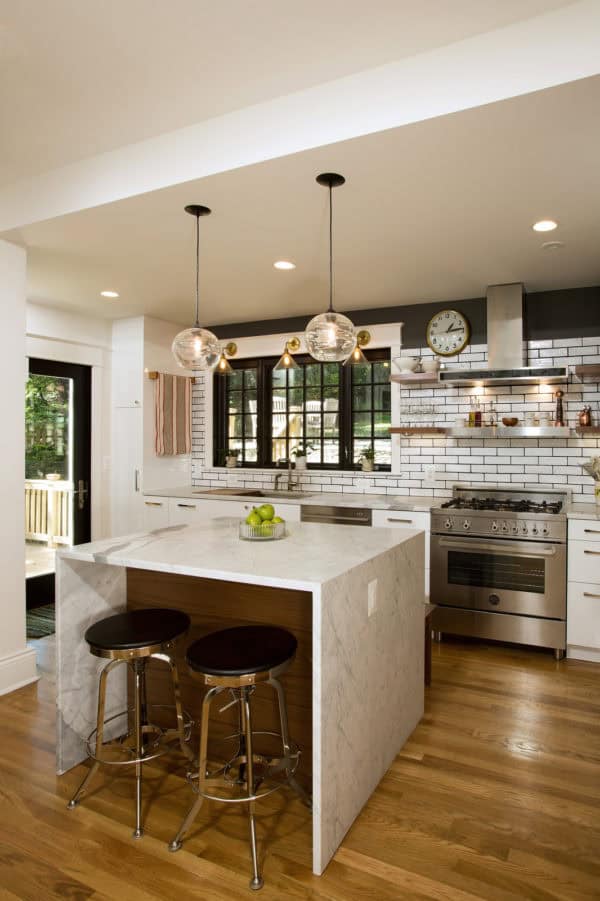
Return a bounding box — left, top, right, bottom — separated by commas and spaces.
430, 486, 567, 659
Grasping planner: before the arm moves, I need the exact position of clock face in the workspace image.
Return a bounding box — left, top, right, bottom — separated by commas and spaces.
426, 309, 470, 356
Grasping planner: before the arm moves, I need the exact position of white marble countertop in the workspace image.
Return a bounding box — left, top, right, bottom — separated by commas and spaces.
143, 485, 441, 512
566, 502, 600, 521
58, 519, 423, 591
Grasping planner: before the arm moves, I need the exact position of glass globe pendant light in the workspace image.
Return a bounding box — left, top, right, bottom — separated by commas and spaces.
305, 173, 356, 363
172, 205, 221, 370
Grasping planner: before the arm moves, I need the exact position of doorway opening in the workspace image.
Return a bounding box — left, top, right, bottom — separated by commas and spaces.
25, 359, 91, 638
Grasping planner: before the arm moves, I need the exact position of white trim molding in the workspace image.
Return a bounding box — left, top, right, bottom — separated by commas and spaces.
0, 647, 38, 697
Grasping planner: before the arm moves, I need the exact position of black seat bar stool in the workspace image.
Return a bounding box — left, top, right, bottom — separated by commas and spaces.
168, 625, 311, 891
67, 608, 194, 838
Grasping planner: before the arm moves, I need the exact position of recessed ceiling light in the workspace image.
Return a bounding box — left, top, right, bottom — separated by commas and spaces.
542, 240, 565, 250
100, 290, 119, 298
273, 260, 296, 270
532, 219, 558, 232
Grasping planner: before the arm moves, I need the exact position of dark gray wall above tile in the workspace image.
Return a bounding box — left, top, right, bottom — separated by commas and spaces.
209, 285, 600, 346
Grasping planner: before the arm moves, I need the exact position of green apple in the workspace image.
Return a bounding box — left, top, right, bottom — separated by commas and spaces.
257, 503, 275, 521
260, 521, 274, 536
246, 511, 262, 527
272, 516, 284, 524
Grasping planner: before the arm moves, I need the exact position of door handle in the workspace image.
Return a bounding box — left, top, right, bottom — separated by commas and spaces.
584, 550, 600, 555
144, 501, 163, 507
177, 503, 196, 509
437, 538, 558, 557
584, 529, 600, 534
387, 518, 414, 524
76, 479, 88, 511
583, 592, 600, 599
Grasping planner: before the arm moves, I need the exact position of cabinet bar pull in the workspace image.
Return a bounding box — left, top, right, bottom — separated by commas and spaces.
584, 529, 600, 533
387, 518, 413, 524
145, 502, 162, 507
177, 503, 196, 509
583, 592, 600, 599
583, 550, 600, 555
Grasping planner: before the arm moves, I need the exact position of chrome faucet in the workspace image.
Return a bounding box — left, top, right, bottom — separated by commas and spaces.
274, 459, 298, 492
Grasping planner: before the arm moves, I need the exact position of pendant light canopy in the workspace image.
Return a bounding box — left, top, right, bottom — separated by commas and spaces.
274, 337, 301, 372
172, 205, 221, 371
305, 173, 356, 363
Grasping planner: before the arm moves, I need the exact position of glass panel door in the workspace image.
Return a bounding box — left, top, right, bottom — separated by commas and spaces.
26, 359, 91, 614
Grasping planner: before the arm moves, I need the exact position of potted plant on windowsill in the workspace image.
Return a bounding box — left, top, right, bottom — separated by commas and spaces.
290, 443, 313, 471
225, 448, 240, 468
359, 447, 376, 472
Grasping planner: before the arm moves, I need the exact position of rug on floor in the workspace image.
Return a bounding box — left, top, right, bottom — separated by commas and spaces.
26, 603, 55, 639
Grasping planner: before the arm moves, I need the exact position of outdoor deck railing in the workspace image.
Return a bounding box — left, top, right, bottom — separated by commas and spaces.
25, 479, 72, 547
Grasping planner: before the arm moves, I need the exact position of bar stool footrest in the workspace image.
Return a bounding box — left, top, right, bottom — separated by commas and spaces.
86, 704, 193, 766
187, 730, 300, 803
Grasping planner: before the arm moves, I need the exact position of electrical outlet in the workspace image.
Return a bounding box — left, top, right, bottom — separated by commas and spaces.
368, 579, 378, 617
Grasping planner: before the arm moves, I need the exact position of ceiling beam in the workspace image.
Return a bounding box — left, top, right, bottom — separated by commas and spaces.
1, 0, 599, 233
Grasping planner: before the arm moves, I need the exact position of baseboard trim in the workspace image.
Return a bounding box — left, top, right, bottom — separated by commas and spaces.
567, 645, 600, 664
0, 646, 39, 696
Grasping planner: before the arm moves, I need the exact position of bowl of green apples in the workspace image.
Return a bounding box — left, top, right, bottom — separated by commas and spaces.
239, 503, 287, 541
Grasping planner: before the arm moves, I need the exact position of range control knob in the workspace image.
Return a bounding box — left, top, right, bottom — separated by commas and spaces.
511, 523, 519, 534
541, 524, 549, 536
444, 518, 452, 530
521, 523, 529, 534
463, 519, 471, 531
531, 525, 538, 536
501, 521, 508, 533
491, 520, 499, 532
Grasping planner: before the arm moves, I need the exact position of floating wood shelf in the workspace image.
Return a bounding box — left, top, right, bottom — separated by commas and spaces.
575, 426, 600, 435
390, 427, 448, 435
390, 372, 440, 385
574, 364, 600, 380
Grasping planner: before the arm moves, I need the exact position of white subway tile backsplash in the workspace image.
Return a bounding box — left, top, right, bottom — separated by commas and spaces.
191, 335, 600, 498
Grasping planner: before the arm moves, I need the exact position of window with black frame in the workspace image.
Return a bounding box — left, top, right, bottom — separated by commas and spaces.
214, 349, 391, 470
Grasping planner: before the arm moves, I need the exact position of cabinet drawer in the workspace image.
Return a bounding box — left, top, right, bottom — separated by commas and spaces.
568, 540, 600, 585
372, 509, 430, 532
568, 520, 600, 542
142, 496, 169, 530
567, 582, 600, 650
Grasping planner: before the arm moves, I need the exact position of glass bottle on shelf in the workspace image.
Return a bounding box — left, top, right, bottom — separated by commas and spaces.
468, 400, 476, 428
474, 399, 482, 427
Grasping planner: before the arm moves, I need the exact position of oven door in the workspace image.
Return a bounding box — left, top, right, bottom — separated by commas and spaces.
430, 535, 566, 618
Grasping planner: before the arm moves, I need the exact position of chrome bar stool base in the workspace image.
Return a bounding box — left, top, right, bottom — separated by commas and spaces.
67, 608, 194, 839
169, 626, 311, 891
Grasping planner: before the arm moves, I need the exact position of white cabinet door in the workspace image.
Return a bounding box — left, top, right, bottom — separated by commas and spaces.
568, 520, 600, 543
371, 508, 430, 598
567, 582, 600, 650
142, 496, 170, 530
567, 539, 600, 584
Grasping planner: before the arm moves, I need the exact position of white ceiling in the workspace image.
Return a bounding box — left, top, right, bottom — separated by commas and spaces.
0, 0, 574, 188
5, 74, 600, 327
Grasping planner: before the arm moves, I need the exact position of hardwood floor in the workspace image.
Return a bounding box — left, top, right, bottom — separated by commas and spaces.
1, 638, 599, 900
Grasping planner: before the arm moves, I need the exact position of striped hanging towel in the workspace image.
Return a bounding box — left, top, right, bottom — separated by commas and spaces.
154, 373, 192, 456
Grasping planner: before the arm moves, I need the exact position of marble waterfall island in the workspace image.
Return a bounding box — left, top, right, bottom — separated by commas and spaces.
56, 518, 425, 875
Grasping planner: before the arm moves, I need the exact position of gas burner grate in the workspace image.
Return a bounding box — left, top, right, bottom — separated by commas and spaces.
440, 498, 563, 515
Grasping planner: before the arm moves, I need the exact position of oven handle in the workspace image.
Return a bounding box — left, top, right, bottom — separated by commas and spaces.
436, 537, 559, 557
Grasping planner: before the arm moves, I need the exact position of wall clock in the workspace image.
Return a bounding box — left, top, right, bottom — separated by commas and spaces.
426, 309, 471, 356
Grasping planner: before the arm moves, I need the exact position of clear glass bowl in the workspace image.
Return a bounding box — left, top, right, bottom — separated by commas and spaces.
239, 521, 287, 541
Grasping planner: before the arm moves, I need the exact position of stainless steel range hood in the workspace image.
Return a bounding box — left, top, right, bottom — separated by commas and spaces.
439, 283, 568, 387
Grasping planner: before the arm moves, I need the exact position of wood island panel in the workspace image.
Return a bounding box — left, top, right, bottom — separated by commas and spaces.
126, 568, 313, 783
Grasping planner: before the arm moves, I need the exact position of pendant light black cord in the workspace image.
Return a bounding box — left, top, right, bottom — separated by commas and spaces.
328, 182, 334, 313
194, 213, 200, 328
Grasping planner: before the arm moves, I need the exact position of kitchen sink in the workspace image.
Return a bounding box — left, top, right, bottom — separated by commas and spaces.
193, 487, 314, 500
